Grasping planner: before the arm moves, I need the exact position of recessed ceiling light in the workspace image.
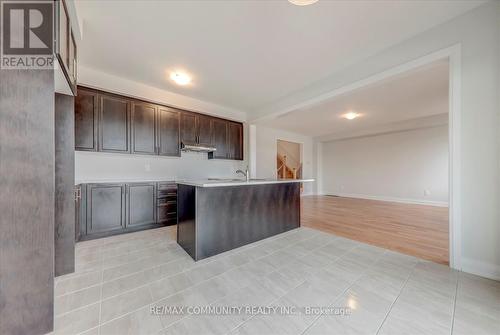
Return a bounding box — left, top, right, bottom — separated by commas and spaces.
288, 0, 319, 5
342, 112, 360, 120
170, 72, 191, 86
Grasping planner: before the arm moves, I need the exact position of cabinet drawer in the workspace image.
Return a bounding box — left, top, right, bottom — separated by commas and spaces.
158, 190, 177, 199
157, 187, 177, 200
158, 183, 176, 190
157, 206, 177, 224
157, 197, 176, 206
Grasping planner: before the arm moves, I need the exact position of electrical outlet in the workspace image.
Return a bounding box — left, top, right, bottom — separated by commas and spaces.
145, 163, 151, 172
424, 189, 431, 196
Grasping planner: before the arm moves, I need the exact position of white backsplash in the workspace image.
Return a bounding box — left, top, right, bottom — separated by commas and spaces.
75, 151, 246, 183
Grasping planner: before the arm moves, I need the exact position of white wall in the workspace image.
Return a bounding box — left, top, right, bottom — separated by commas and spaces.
76, 66, 248, 183
75, 151, 245, 183
322, 125, 449, 206
304, 2, 499, 279
251, 125, 314, 195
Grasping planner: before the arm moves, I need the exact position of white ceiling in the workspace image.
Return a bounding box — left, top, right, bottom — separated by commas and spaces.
260, 59, 449, 138
75, 0, 481, 115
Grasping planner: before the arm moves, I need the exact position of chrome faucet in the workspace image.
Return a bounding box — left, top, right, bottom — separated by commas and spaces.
236, 166, 249, 181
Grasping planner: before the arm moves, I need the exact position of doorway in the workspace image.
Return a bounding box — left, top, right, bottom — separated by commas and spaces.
277, 139, 302, 179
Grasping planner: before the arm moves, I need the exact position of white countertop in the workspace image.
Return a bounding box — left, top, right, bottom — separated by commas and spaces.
75, 178, 175, 185
176, 179, 314, 187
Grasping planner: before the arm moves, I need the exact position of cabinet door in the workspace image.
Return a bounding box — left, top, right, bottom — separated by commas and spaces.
197, 114, 213, 146
57, 0, 69, 74
75, 88, 98, 151
75, 186, 81, 242
228, 122, 243, 160
158, 107, 180, 156
68, 31, 77, 92
131, 102, 156, 155
181, 112, 197, 144
210, 119, 228, 159
127, 183, 156, 227
99, 94, 130, 153
86, 184, 125, 234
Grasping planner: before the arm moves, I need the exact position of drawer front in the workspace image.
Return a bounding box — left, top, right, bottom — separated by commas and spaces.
157, 206, 177, 223
157, 182, 176, 224
157, 182, 177, 198
157, 197, 176, 206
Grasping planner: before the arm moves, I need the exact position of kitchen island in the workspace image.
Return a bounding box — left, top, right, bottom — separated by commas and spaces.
177, 179, 313, 261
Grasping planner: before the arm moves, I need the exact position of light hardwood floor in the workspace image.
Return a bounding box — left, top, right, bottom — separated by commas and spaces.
301, 195, 449, 265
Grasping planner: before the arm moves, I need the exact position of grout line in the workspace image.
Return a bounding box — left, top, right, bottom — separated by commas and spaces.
298, 249, 389, 335
96, 229, 330, 330
225, 240, 363, 334
450, 271, 460, 335
98, 268, 104, 335
56, 250, 179, 299
64, 226, 422, 335
374, 259, 419, 335
54, 256, 186, 318
76, 232, 175, 259
220, 239, 352, 333
77, 227, 174, 249
74, 326, 99, 335
56, 227, 325, 325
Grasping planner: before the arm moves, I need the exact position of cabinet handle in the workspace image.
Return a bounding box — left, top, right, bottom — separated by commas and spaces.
74, 188, 81, 201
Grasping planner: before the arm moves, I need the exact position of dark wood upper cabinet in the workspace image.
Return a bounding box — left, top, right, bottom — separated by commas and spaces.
157, 107, 181, 157
86, 184, 125, 235
68, 32, 77, 88
75, 86, 243, 160
197, 115, 213, 146
55, 0, 77, 95
99, 93, 131, 153
131, 102, 156, 155
126, 183, 156, 227
228, 122, 243, 160
210, 119, 229, 159
181, 112, 197, 144
75, 88, 98, 151
180, 112, 213, 146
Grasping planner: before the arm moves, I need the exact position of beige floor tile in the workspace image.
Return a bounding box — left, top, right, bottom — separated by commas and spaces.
54, 285, 101, 316
149, 272, 194, 301
63, 226, 499, 335
54, 302, 100, 335
100, 305, 163, 335
55, 270, 102, 296
100, 286, 153, 323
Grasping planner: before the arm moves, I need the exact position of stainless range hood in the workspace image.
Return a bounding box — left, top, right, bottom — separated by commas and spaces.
181, 142, 217, 153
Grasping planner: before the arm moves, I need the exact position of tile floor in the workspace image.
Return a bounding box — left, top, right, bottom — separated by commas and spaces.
53, 226, 500, 335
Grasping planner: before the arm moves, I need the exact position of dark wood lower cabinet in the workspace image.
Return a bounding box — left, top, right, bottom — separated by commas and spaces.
157, 182, 178, 226
78, 181, 177, 241
86, 183, 126, 236
127, 183, 156, 227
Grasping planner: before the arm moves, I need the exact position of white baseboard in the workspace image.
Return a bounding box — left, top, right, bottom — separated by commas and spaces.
324, 192, 449, 207
461, 257, 500, 281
